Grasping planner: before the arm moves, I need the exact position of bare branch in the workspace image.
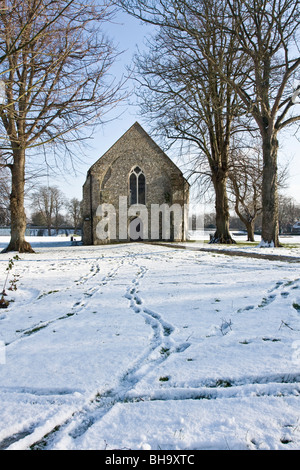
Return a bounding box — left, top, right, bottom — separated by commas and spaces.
0, 0, 124, 252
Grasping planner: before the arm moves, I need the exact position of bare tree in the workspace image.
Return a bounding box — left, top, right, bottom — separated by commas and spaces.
119, 0, 249, 243
216, 0, 300, 246
0, 155, 10, 225
121, 0, 300, 247
0, 0, 75, 66
228, 146, 263, 241
52, 187, 65, 234
66, 197, 82, 234
228, 139, 289, 240
0, 0, 123, 253
30, 185, 65, 235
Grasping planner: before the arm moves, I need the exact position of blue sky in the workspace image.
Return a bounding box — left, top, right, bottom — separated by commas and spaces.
42, 10, 150, 203
42, 9, 300, 208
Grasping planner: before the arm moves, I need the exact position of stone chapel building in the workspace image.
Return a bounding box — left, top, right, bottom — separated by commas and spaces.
82, 122, 189, 245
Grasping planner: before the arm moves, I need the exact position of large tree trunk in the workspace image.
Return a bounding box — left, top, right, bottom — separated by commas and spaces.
2, 148, 34, 253
261, 132, 281, 247
210, 173, 236, 244
245, 220, 255, 242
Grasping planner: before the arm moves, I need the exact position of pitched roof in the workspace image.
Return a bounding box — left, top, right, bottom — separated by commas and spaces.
89, 121, 189, 184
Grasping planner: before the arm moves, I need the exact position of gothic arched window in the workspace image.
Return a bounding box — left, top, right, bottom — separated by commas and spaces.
129, 166, 146, 205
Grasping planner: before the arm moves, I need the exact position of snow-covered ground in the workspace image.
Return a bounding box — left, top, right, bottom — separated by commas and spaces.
0, 235, 300, 450
188, 231, 300, 258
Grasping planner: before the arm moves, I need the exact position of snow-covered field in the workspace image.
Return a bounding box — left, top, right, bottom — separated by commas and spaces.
0, 235, 300, 451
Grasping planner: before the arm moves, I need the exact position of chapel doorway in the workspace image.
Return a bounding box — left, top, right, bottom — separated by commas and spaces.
129, 217, 144, 242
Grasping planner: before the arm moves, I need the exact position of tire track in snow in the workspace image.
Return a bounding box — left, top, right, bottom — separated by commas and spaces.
27, 373, 300, 450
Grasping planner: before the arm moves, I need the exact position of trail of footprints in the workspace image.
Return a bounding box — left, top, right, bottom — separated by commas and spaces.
123, 264, 192, 391
8, 258, 124, 343
239, 276, 300, 313
125, 264, 190, 356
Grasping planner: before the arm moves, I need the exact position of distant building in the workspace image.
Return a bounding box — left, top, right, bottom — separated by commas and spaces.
292, 221, 300, 234
82, 122, 189, 245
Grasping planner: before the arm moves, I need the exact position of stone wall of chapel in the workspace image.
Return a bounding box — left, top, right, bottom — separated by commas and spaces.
82, 123, 189, 244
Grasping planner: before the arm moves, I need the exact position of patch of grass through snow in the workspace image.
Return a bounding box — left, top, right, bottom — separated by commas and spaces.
293, 303, 300, 312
